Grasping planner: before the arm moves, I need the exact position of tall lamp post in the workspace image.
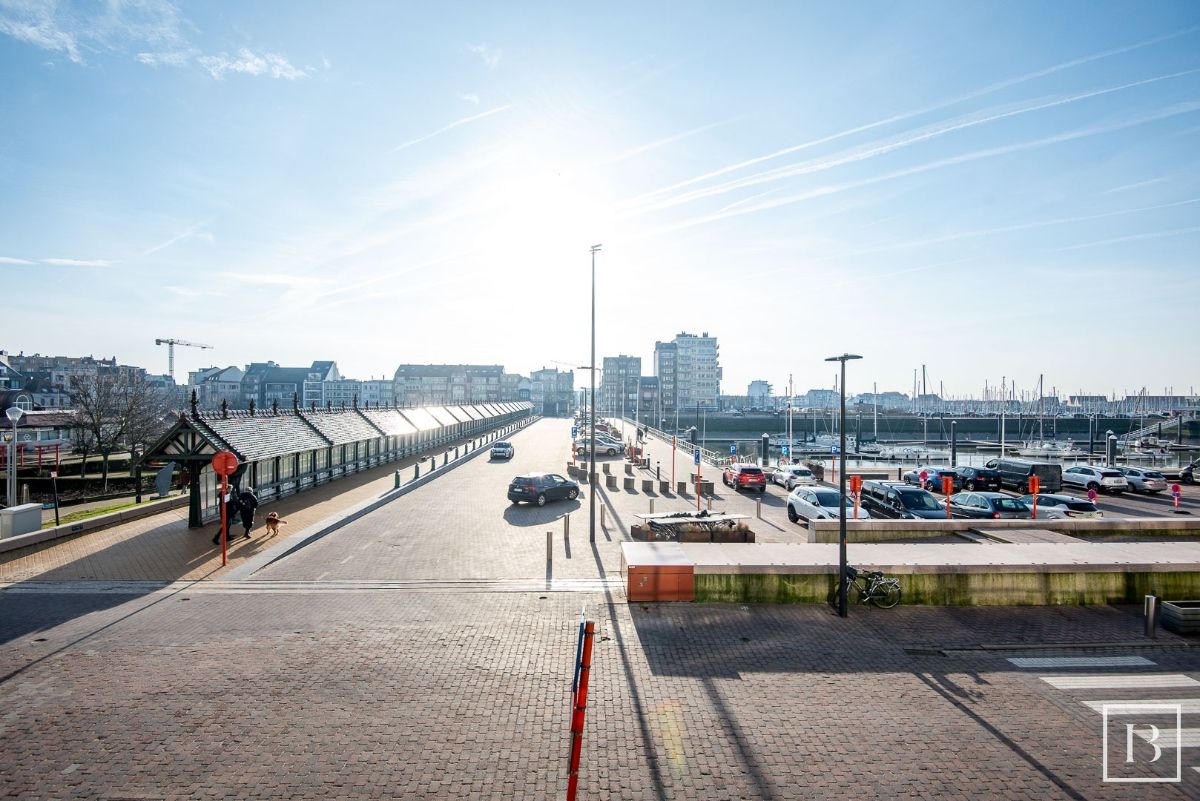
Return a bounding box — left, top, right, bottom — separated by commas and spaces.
589, 244, 601, 544
824, 354, 861, 618
6, 406, 24, 508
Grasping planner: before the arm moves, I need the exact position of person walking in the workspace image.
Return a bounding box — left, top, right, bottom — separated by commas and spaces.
237, 486, 259, 540
212, 488, 241, 545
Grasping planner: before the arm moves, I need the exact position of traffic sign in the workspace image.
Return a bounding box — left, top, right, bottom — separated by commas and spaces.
693, 450, 701, 466
919, 469, 929, 485
730, 443, 737, 455
1028, 475, 1041, 495
848, 475, 862, 494
211, 450, 239, 477
831, 445, 840, 455
1087, 488, 1098, 502
941, 475, 955, 496
570, 426, 578, 438
49, 471, 57, 478
781, 445, 789, 456
1172, 483, 1183, 497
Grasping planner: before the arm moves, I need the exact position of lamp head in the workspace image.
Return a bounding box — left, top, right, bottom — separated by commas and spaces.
5, 406, 23, 424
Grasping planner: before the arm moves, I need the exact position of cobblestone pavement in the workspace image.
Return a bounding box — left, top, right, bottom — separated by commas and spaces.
3, 418, 1200, 799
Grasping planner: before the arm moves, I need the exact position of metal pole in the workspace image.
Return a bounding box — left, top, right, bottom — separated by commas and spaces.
950, 420, 957, 467
838, 358, 848, 618
589, 245, 600, 544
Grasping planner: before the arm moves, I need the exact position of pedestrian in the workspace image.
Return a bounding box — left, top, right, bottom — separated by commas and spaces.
212, 488, 240, 545
238, 486, 259, 540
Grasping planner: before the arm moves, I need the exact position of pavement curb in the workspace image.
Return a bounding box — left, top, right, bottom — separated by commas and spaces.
222, 419, 536, 580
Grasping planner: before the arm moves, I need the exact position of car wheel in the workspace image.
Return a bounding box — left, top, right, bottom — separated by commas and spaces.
966, 481, 976, 491
787, 505, 799, 523
566, 488, 578, 500
759, 486, 767, 493
536, 494, 547, 507
924, 481, 934, 492
606, 448, 616, 456
1019, 482, 1029, 494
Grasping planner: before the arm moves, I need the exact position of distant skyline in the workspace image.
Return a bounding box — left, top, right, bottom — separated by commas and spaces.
2, 2, 1198, 399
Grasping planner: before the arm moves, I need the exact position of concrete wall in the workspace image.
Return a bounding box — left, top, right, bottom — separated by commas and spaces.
806, 518, 1200, 544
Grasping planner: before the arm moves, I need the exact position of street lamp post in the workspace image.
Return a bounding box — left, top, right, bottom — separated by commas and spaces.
6, 406, 24, 508
589, 244, 601, 544
824, 354, 862, 618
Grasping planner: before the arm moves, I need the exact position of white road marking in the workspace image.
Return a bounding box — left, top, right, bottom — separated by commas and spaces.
316, 572, 329, 581
339, 555, 354, 564
1040, 674, 1200, 690
1009, 656, 1156, 668
1084, 698, 1200, 714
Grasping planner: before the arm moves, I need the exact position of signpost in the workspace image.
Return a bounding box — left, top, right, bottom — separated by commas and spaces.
210, 450, 239, 567
849, 475, 862, 520
694, 448, 701, 511
1028, 475, 1040, 519
730, 443, 737, 455
919, 469, 929, 490
49, 470, 60, 527
1173, 483, 1183, 512
671, 435, 676, 488
1087, 487, 1098, 503
941, 475, 954, 519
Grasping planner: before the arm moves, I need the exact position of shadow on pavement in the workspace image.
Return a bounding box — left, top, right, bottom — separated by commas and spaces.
502, 500, 582, 527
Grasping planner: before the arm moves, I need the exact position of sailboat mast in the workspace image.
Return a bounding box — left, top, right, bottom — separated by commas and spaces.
1039, 374, 1044, 442
873, 381, 878, 439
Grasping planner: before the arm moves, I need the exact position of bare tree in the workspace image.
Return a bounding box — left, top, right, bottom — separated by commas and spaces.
69, 373, 172, 493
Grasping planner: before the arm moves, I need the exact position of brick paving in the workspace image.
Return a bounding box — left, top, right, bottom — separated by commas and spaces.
2, 418, 1200, 799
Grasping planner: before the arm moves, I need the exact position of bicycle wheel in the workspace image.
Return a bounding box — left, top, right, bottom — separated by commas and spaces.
870, 580, 901, 609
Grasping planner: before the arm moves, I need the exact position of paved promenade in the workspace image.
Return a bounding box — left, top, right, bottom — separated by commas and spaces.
2, 418, 1198, 799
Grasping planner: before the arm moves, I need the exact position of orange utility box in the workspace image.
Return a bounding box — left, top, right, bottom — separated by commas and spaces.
622, 542, 695, 602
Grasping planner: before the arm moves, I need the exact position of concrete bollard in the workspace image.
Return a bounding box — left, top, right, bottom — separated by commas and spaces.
443, 453, 449, 466
606, 474, 617, 490
642, 479, 653, 493
623, 477, 635, 492
590, 471, 598, 484
756, 497, 762, 519
602, 463, 611, 475
625, 464, 633, 476
677, 480, 687, 495
454, 447, 459, 459
660, 480, 670, 495
394, 470, 401, 489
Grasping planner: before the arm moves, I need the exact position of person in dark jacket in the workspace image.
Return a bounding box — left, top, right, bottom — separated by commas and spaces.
237, 487, 259, 539
212, 489, 241, 545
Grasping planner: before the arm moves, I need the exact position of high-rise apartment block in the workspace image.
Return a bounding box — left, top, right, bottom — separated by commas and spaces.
654, 332, 720, 418
600, 356, 640, 418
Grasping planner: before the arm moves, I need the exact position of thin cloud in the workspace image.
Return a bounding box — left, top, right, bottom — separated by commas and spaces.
41, 258, 113, 267
630, 69, 1200, 217
218, 272, 324, 287
606, 119, 735, 165
393, 104, 513, 152
654, 102, 1200, 234
629, 27, 1200, 206
197, 48, 308, 80
1053, 225, 1200, 252
136, 49, 196, 67
459, 93, 480, 105
0, 256, 34, 265
165, 286, 222, 298
466, 42, 502, 69
142, 220, 215, 257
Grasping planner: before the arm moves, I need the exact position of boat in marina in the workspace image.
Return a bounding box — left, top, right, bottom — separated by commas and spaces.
1016, 440, 1087, 458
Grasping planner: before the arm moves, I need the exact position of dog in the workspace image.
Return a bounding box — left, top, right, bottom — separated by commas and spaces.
264, 511, 287, 537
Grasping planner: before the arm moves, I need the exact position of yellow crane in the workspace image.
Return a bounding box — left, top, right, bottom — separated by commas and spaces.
155, 338, 213, 381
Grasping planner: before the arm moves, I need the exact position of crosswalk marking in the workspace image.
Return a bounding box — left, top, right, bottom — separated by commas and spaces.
1084, 699, 1200, 714
1041, 674, 1200, 690
1009, 656, 1155, 669
1132, 728, 1200, 748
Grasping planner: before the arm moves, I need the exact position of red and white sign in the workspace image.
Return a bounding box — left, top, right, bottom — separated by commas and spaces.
1087, 488, 1098, 502
49, 471, 57, 479
1172, 483, 1183, 497
1028, 475, 1041, 495
919, 469, 929, 485
210, 450, 239, 477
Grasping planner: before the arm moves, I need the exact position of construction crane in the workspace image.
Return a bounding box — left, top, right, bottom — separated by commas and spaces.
155, 338, 213, 381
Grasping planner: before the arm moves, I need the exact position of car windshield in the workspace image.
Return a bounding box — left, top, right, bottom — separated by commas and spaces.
1099, 470, 1121, 478
494, 442, 509, 447
1065, 501, 1099, 512
993, 498, 1026, 511
812, 490, 847, 507
740, 468, 763, 475
901, 492, 940, 510
1144, 471, 1165, 479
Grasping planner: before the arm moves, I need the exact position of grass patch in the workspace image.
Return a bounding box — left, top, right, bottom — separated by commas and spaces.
42, 500, 145, 528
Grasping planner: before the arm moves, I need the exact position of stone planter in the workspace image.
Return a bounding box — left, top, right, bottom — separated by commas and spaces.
1162, 600, 1200, 633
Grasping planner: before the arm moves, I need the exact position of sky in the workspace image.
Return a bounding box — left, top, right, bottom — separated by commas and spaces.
1, 1, 1198, 401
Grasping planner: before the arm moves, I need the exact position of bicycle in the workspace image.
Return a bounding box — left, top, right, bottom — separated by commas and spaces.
844, 565, 902, 609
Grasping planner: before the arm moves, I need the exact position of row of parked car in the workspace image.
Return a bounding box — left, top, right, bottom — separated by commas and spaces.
898, 458, 1175, 496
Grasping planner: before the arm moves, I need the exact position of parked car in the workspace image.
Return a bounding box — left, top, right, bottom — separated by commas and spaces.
1184, 460, 1198, 485
771, 465, 817, 490
860, 481, 946, 519
574, 438, 623, 456
1117, 466, 1168, 494
982, 458, 1063, 494
723, 464, 768, 493
507, 473, 580, 506
953, 466, 1002, 492
901, 466, 960, 493
490, 441, 514, 459
947, 492, 1033, 519
1017, 494, 1103, 519
787, 487, 872, 522
1062, 465, 1128, 494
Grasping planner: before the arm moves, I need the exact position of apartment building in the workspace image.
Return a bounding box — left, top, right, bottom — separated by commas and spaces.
600, 356, 640, 419
392, 364, 504, 406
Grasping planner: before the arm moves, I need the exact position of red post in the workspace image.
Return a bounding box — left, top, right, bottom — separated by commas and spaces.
1032, 496, 1038, 520
696, 465, 701, 511
566, 621, 595, 801
220, 475, 228, 566
671, 436, 676, 488
55, 444, 60, 470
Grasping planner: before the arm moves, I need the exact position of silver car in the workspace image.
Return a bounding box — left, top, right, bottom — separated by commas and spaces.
1117, 467, 1167, 494
1062, 465, 1128, 494
1017, 494, 1103, 519
772, 465, 817, 490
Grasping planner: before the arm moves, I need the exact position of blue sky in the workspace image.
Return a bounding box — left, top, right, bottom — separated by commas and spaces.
1, 1, 1197, 400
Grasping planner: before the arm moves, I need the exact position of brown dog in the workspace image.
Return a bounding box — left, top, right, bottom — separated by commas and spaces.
264, 511, 287, 537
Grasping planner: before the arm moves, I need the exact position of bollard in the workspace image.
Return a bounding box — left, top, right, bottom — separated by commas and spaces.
414, 464, 420, 480
601, 505, 606, 529
707, 496, 712, 511
394, 470, 401, 489
649, 499, 655, 514
455, 447, 459, 459
756, 497, 762, 519
443, 452, 449, 466
547, 531, 553, 566
564, 515, 570, 538
1145, 595, 1159, 638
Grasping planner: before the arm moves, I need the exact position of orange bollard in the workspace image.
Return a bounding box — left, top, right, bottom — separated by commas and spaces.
566, 621, 595, 801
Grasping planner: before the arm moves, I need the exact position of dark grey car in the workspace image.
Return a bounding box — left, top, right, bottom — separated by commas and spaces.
948, 492, 1033, 519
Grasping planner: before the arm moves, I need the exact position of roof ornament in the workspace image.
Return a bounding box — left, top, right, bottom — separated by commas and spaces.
292, 392, 299, 412
248, 399, 256, 416
326, 400, 332, 412
353, 393, 358, 410
220, 398, 228, 419
189, 389, 198, 417
341, 400, 346, 411
272, 398, 279, 415
310, 401, 317, 412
